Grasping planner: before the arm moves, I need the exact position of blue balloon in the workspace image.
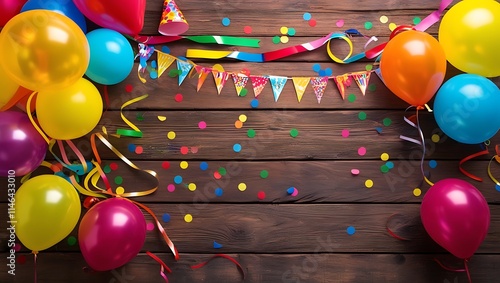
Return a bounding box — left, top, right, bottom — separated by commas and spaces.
85, 29, 134, 85
433, 74, 500, 144
21, 0, 87, 33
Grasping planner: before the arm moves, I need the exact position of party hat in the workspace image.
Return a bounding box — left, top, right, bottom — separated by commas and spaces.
158, 0, 189, 35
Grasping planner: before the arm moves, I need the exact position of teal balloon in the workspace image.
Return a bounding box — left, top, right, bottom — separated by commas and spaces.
85, 28, 134, 85
433, 74, 500, 144
21, 0, 87, 33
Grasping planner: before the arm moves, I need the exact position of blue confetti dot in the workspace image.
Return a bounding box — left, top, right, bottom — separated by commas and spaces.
312, 63, 321, 72
177, 56, 187, 61
173, 175, 183, 184
222, 17, 231, 26
429, 160, 437, 169
215, 187, 224, 197
250, 99, 259, 108
347, 226, 356, 235
287, 187, 295, 195
303, 12, 312, 21
233, 143, 242, 152
128, 143, 137, 152
149, 70, 158, 79
200, 162, 208, 171
324, 68, 333, 76
161, 46, 170, 54
162, 213, 171, 223
151, 60, 157, 68
496, 184, 500, 192
213, 241, 223, 249
385, 161, 394, 169
318, 69, 326, 77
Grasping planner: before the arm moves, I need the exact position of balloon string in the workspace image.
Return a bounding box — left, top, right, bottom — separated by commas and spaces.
385, 213, 410, 241
487, 154, 500, 186
433, 258, 466, 272
415, 109, 434, 187
146, 251, 171, 283
26, 92, 50, 144
459, 147, 490, 182
191, 254, 245, 279
103, 85, 110, 112
33, 251, 38, 283
464, 259, 472, 283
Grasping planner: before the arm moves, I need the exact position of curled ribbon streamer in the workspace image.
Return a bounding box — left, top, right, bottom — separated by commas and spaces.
191, 254, 245, 279
487, 145, 500, 185
414, 0, 454, 32
146, 251, 171, 283
116, 94, 149, 138
433, 258, 472, 283
26, 92, 50, 144
385, 214, 410, 241
459, 147, 490, 182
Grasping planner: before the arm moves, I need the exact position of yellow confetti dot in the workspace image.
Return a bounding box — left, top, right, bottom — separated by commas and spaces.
188, 183, 197, 191
167, 131, 176, 140
413, 188, 422, 197
365, 179, 374, 188
280, 36, 289, 44
389, 23, 397, 31
116, 186, 125, 195
157, 116, 167, 121
180, 161, 189, 169
184, 214, 193, 223
379, 15, 388, 23
380, 153, 389, 161
238, 183, 247, 191
239, 114, 247, 123
431, 134, 440, 143
280, 26, 288, 34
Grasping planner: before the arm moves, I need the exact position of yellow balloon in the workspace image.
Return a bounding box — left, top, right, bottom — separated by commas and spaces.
439, 0, 500, 77
0, 60, 19, 109
14, 175, 81, 252
0, 10, 89, 91
36, 78, 103, 140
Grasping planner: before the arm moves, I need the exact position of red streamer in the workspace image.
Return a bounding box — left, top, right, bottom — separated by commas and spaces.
146, 251, 171, 283
385, 214, 410, 241
433, 258, 472, 283
191, 254, 245, 279
459, 148, 490, 182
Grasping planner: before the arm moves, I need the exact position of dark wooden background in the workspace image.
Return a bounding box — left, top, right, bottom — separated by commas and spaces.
2, 0, 500, 282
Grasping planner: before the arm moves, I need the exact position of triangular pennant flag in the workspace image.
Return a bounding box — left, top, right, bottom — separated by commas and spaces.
177, 59, 193, 86
292, 77, 310, 102
375, 68, 384, 83
269, 76, 287, 102
195, 65, 210, 92
212, 64, 229, 95
232, 73, 249, 96
351, 72, 371, 95
310, 77, 328, 104
157, 52, 176, 78
136, 43, 155, 83
333, 74, 351, 100
250, 75, 269, 98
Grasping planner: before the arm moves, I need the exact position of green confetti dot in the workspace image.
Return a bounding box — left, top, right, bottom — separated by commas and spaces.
103, 165, 111, 174
358, 111, 367, 121
260, 170, 269, 179
218, 167, 227, 176
114, 176, 123, 185
368, 84, 377, 92
380, 165, 390, 173
290, 128, 299, 138
383, 118, 392, 126
365, 64, 373, 71
413, 17, 422, 25
136, 113, 144, 121
239, 88, 248, 97
364, 21, 373, 30
272, 36, 281, 44
168, 69, 179, 77
247, 129, 256, 138
67, 236, 77, 246
347, 94, 356, 102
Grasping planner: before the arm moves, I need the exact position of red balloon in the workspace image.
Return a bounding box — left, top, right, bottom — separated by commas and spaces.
421, 179, 490, 259
73, 0, 145, 35
0, 0, 27, 27
79, 198, 146, 271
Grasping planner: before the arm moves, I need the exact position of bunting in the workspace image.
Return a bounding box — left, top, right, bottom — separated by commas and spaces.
292, 77, 310, 103
310, 77, 329, 104
269, 76, 287, 102
351, 72, 371, 96
232, 73, 249, 96
212, 64, 229, 95
157, 52, 176, 78
250, 76, 269, 98
333, 74, 351, 100
177, 59, 194, 86
195, 66, 211, 92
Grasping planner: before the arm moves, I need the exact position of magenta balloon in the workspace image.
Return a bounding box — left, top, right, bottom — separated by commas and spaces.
79, 198, 146, 271
0, 0, 26, 27
0, 111, 47, 176
421, 178, 490, 259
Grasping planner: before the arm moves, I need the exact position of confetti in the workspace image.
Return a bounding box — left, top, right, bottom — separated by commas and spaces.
200, 162, 208, 171
346, 226, 356, 235
380, 15, 388, 23
365, 64, 373, 71
308, 19, 317, 27
238, 183, 247, 191
365, 179, 374, 188
215, 187, 224, 197
240, 88, 248, 96
303, 12, 312, 21
233, 143, 242, 152
135, 146, 144, 154
413, 188, 422, 197
358, 111, 367, 120
250, 99, 259, 108
351, 169, 360, 175
272, 36, 280, 44
238, 114, 248, 123
103, 165, 112, 173
380, 165, 389, 173
213, 241, 223, 249
260, 170, 269, 179
188, 183, 197, 191
386, 161, 394, 169
290, 128, 299, 138
380, 153, 389, 161
157, 116, 167, 121
368, 84, 377, 92
288, 28, 296, 36
429, 160, 437, 169
496, 184, 500, 192
291, 188, 299, 197
324, 68, 333, 76
114, 176, 123, 185
161, 46, 170, 54
243, 26, 252, 34
364, 21, 373, 30
347, 94, 356, 102
235, 120, 243, 129
287, 187, 295, 195
213, 172, 222, 179
280, 26, 288, 34
180, 161, 189, 169
116, 186, 125, 194
162, 213, 171, 223
389, 22, 397, 31
218, 167, 227, 176
67, 236, 77, 246
184, 214, 193, 223
431, 134, 440, 143
336, 19, 344, 27
413, 17, 422, 25
222, 17, 230, 26
287, 187, 299, 196
383, 118, 392, 126
191, 147, 199, 154
167, 184, 175, 192
280, 36, 289, 44
167, 131, 176, 140
375, 127, 383, 134
174, 175, 183, 184
174, 93, 183, 102
180, 146, 189, 155
357, 147, 367, 156
342, 129, 350, 138
247, 129, 256, 138
312, 63, 321, 72
198, 121, 207, 129
257, 191, 266, 200
146, 223, 155, 231
128, 143, 137, 152
125, 84, 133, 92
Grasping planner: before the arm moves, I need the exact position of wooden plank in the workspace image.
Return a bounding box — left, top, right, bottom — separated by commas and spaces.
0, 252, 496, 283
1, 204, 499, 254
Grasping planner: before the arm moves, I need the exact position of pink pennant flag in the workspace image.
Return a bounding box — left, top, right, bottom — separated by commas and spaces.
351, 71, 371, 96
292, 77, 310, 103
250, 75, 269, 98
195, 66, 210, 92
232, 73, 249, 96
310, 77, 328, 104
333, 74, 351, 100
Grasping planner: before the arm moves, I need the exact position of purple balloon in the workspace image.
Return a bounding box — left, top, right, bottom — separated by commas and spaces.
79, 198, 146, 271
0, 111, 47, 176
421, 178, 490, 259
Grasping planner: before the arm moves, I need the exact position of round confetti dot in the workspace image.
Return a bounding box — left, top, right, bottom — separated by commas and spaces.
116, 186, 125, 194
146, 222, 155, 231
336, 19, 344, 27
383, 118, 392, 126
200, 162, 208, 171
191, 147, 199, 154
431, 134, 440, 143
233, 143, 242, 152
257, 191, 266, 200
238, 114, 247, 123
347, 94, 356, 102
260, 170, 269, 179
168, 69, 180, 77
188, 183, 197, 191
198, 121, 207, 129
128, 143, 137, 152
429, 160, 437, 169
247, 129, 256, 138
318, 70, 326, 77
389, 22, 397, 31
368, 84, 377, 92
303, 12, 312, 21
180, 146, 189, 155
239, 88, 248, 97
167, 184, 176, 192
312, 63, 321, 72
290, 128, 299, 138
365, 64, 373, 71
17, 255, 26, 265
272, 35, 280, 44
308, 18, 317, 27
287, 187, 295, 195
288, 28, 296, 36
222, 17, 230, 26
280, 26, 288, 34
238, 183, 247, 191
215, 187, 224, 197
67, 236, 77, 246
413, 188, 422, 197
180, 161, 189, 169
167, 131, 176, 140
174, 93, 183, 102
496, 184, 500, 192
174, 175, 183, 184
243, 26, 252, 34
291, 188, 299, 197
213, 171, 222, 179
380, 165, 389, 173
250, 99, 259, 108
162, 161, 171, 169
341, 129, 350, 138
380, 15, 389, 23
162, 213, 171, 223
149, 71, 158, 79
413, 17, 422, 25
365, 179, 374, 188
364, 21, 373, 30
110, 162, 118, 170
324, 68, 333, 76
234, 120, 243, 129
161, 46, 170, 54
357, 147, 367, 156
125, 84, 133, 92
280, 36, 289, 44
386, 161, 394, 169
135, 146, 144, 154
351, 169, 360, 175
114, 176, 123, 185
347, 226, 356, 235
103, 165, 111, 174
184, 214, 193, 223
380, 153, 389, 161
14, 243, 22, 252
216, 168, 226, 177
358, 111, 367, 120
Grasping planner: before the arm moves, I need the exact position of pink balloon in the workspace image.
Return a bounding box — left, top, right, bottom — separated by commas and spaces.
421, 178, 490, 259
79, 198, 146, 271
73, 0, 145, 35
0, 0, 26, 27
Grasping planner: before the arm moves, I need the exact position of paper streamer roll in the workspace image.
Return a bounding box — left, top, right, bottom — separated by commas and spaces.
158, 0, 189, 36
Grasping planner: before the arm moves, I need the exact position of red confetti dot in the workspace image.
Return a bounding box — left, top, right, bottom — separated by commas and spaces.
180, 146, 189, 155
162, 161, 170, 169
125, 84, 133, 92
257, 191, 266, 200
308, 18, 317, 27
244, 26, 252, 34
17, 255, 26, 264
135, 146, 144, 154
213, 171, 222, 179
109, 162, 118, 170
175, 93, 183, 102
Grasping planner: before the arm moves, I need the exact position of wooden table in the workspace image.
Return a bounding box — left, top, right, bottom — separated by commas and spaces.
2, 0, 500, 282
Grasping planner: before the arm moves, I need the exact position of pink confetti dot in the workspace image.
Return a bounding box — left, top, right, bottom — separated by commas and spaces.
180, 146, 189, 155
351, 169, 360, 175
14, 243, 22, 252
244, 26, 252, 34
146, 222, 155, 231
135, 146, 144, 154
357, 147, 367, 156
198, 121, 207, 129
336, 20, 344, 27
191, 147, 199, 153
174, 93, 183, 102
341, 129, 349, 138
291, 188, 299, 197
257, 191, 266, 200
167, 184, 175, 192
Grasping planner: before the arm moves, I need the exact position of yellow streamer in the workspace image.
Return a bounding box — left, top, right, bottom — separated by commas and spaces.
186, 49, 233, 60
326, 35, 354, 64
116, 94, 149, 138
26, 92, 50, 144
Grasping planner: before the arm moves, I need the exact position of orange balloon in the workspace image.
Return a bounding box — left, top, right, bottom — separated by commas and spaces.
380, 30, 447, 107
